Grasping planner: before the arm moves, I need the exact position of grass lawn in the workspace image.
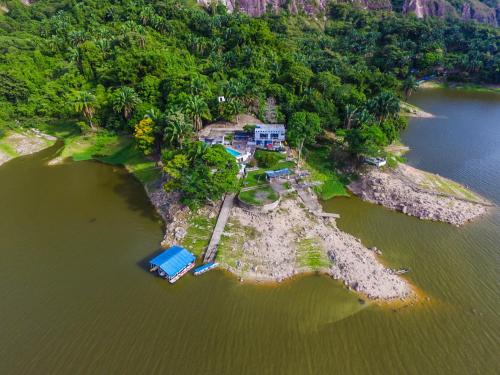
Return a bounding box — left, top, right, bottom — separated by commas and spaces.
420, 172, 482, 202
303, 145, 349, 200
238, 185, 279, 206
273, 160, 295, 170
242, 168, 267, 187
242, 160, 296, 188
420, 80, 500, 94
443, 82, 500, 94
180, 213, 217, 257
100, 142, 160, 185
61, 131, 130, 161
295, 236, 330, 270
35, 120, 80, 139
0, 139, 18, 157
53, 130, 160, 185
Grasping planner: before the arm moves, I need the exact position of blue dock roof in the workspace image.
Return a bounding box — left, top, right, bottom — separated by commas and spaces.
150, 246, 196, 278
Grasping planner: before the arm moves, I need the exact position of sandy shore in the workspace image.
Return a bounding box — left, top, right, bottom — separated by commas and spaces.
400, 102, 435, 118
0, 129, 56, 167
349, 164, 492, 226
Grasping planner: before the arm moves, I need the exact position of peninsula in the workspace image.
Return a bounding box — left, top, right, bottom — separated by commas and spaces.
1, 1, 498, 302
349, 163, 492, 226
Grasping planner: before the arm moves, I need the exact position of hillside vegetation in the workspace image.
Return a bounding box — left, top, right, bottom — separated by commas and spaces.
0, 0, 498, 204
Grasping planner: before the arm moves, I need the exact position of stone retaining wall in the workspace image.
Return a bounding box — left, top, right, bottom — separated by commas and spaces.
237, 194, 281, 213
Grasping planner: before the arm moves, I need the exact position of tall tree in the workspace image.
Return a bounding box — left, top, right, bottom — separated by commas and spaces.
287, 111, 322, 167
163, 142, 239, 206
402, 76, 418, 100
223, 99, 244, 123
182, 95, 211, 132
112, 87, 141, 120
134, 117, 155, 155
73, 91, 97, 130
366, 92, 400, 122
164, 112, 193, 149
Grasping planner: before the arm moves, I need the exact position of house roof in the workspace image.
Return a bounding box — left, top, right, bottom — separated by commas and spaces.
255, 124, 285, 131
149, 246, 196, 277
265, 168, 291, 178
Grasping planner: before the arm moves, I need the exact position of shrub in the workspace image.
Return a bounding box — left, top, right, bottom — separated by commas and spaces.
254, 149, 282, 168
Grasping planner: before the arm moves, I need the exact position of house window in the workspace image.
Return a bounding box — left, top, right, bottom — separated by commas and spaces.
259, 133, 268, 139
271, 133, 279, 139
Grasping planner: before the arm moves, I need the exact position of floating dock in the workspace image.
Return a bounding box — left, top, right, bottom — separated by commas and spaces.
193, 262, 218, 276
149, 245, 196, 283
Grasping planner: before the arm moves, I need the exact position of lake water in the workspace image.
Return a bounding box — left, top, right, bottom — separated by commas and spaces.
1, 88, 499, 374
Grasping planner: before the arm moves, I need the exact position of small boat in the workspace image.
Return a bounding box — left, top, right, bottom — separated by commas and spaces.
193, 262, 218, 276
394, 268, 410, 275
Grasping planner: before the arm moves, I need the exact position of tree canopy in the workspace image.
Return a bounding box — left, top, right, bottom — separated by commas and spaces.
163, 142, 239, 206
0, 0, 498, 203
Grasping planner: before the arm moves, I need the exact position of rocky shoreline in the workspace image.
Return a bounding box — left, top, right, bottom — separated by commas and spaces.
133, 153, 490, 301
0, 129, 56, 167
223, 197, 413, 300
349, 163, 493, 226
146, 178, 414, 302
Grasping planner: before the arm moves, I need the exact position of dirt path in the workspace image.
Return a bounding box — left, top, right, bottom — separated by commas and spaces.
198, 114, 262, 137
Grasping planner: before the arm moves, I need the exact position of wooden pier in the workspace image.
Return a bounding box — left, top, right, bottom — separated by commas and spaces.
203, 193, 235, 263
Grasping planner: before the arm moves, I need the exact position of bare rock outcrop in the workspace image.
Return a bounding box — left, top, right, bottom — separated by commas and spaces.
403, 0, 498, 26
197, 0, 392, 17
349, 164, 493, 226
221, 197, 413, 301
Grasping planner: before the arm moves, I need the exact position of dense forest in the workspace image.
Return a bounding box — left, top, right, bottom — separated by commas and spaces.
0, 0, 498, 203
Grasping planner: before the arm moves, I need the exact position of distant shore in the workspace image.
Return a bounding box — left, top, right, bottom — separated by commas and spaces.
419, 80, 500, 94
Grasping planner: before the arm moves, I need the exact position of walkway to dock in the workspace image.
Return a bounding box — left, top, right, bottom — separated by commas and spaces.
294, 184, 340, 219
203, 193, 235, 263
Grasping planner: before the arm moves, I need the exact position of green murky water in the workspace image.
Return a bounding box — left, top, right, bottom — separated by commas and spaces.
1, 89, 499, 374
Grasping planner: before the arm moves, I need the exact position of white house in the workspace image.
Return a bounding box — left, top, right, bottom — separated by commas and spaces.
254, 124, 285, 149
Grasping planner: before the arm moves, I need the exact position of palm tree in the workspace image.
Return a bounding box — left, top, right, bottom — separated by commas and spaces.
225, 79, 245, 100
182, 95, 211, 132
187, 141, 209, 161
367, 92, 400, 122
224, 99, 244, 124
164, 112, 193, 149
95, 38, 111, 53
74, 91, 97, 130
112, 87, 141, 120
344, 104, 359, 129
68, 30, 86, 47
68, 47, 82, 71
190, 76, 209, 96
144, 108, 162, 123
139, 6, 156, 26
402, 76, 418, 100
353, 109, 374, 128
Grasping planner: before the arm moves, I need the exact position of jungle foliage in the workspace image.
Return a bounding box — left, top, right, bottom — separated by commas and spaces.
0, 0, 498, 202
